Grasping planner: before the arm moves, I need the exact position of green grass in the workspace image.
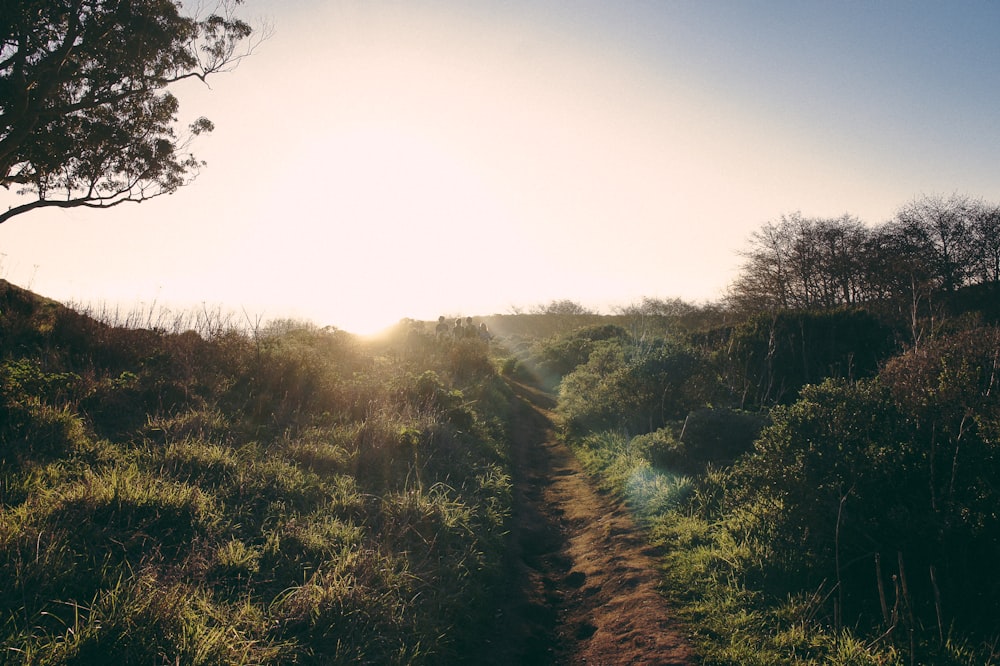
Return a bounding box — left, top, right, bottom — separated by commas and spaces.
566, 426, 1000, 666
0, 284, 516, 663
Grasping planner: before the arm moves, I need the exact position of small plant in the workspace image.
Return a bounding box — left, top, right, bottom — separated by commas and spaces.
213, 538, 261, 580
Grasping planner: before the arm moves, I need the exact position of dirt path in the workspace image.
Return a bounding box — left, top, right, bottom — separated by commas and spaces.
479, 380, 696, 665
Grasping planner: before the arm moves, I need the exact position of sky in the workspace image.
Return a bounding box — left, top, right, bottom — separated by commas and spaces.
4, 1, 1000, 334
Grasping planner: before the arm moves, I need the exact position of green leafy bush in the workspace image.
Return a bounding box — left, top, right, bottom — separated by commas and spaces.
679, 408, 768, 467
718, 308, 897, 408
559, 338, 714, 436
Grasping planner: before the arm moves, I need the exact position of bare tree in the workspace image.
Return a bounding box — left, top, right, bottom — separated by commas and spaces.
895, 194, 977, 293
970, 200, 1000, 284
729, 213, 874, 312
728, 217, 795, 312
815, 215, 868, 306
530, 299, 594, 315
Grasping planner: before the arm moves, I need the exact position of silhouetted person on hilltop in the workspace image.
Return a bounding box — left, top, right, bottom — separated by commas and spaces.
453, 318, 464, 339
436, 315, 449, 338
479, 322, 492, 341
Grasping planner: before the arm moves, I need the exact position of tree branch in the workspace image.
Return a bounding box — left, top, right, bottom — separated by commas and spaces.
0, 186, 173, 225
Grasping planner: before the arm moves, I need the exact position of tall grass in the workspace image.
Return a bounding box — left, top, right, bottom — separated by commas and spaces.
0, 282, 515, 663
565, 425, 999, 665
69, 299, 243, 338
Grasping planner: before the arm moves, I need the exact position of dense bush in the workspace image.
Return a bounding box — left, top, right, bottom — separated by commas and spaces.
681, 408, 767, 465
506, 323, 628, 390
718, 308, 898, 408
559, 337, 715, 436
680, 362, 1000, 656
733, 381, 917, 611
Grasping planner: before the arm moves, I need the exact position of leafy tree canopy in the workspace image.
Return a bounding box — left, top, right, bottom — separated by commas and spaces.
0, 0, 257, 224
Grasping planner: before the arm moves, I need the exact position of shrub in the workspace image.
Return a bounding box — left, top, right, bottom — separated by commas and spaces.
0, 359, 82, 405
0, 401, 90, 463
678, 408, 768, 467
629, 427, 687, 472
559, 338, 714, 436
446, 338, 494, 382
719, 308, 897, 408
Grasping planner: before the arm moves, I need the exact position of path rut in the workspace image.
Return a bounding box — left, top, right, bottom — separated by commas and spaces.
479, 380, 695, 665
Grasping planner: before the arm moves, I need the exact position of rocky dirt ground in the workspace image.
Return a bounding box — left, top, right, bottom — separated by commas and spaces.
479, 381, 695, 665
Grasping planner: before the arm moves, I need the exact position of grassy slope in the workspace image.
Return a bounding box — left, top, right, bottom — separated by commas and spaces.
0, 281, 515, 664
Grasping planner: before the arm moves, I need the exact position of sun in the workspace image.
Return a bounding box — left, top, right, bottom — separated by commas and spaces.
250, 123, 519, 335
336, 311, 404, 337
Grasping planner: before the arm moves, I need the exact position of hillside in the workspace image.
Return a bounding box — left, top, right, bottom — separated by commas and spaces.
0, 280, 516, 663
5, 277, 1000, 664
0, 282, 701, 665
504, 288, 1000, 664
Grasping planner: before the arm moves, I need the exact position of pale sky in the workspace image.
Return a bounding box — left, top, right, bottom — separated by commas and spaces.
3, 1, 1000, 334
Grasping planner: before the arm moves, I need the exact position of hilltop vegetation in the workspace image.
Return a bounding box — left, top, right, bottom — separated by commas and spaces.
0, 280, 513, 663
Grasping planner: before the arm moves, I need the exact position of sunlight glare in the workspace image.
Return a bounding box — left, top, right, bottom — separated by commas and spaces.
246, 124, 518, 333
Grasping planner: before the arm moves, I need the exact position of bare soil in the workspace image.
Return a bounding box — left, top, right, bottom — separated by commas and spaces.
477, 380, 696, 665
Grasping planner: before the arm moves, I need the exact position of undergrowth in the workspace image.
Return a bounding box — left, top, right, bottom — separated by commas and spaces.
566, 428, 1000, 665
0, 282, 515, 664
537, 316, 1000, 666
